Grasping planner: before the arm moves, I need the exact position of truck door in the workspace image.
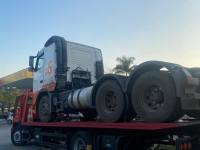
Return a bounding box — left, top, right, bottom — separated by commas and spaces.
33, 53, 44, 92
43, 43, 56, 86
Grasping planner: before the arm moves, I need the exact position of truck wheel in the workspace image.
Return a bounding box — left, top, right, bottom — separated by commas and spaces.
11, 127, 27, 146
131, 71, 181, 123
186, 110, 200, 119
39, 96, 52, 122
70, 131, 94, 150
96, 80, 127, 122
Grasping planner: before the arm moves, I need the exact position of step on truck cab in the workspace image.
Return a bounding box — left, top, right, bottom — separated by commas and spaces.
28, 36, 200, 123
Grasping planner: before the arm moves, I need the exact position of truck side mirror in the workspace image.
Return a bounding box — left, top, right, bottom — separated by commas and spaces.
29, 56, 35, 68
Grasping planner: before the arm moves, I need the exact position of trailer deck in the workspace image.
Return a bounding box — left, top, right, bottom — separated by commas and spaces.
18, 91, 200, 132
20, 119, 200, 130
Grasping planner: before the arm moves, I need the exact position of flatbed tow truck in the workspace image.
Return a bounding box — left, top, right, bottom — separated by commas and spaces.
11, 91, 200, 150
10, 35, 200, 150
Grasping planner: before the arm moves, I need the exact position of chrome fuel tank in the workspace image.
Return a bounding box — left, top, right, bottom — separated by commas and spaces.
68, 86, 94, 109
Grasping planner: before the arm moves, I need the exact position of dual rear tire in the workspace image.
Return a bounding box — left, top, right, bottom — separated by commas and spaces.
96, 71, 185, 123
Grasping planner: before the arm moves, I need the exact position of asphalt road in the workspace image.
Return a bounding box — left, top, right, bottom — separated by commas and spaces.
0, 119, 55, 150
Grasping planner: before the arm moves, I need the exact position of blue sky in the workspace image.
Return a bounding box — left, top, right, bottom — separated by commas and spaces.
0, 1, 200, 77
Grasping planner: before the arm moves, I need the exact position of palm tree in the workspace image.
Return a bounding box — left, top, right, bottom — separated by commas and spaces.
113, 56, 136, 76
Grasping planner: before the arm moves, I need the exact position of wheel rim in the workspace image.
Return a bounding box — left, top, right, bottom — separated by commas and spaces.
102, 90, 117, 113
14, 131, 21, 143
8, 120, 11, 124
74, 138, 86, 150
40, 102, 49, 116
141, 84, 164, 112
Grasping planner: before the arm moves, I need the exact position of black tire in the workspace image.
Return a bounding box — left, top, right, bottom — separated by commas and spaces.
39, 96, 52, 122
82, 110, 97, 121
96, 80, 128, 122
131, 71, 182, 123
70, 131, 94, 150
186, 110, 200, 119
11, 127, 27, 146
7, 119, 12, 124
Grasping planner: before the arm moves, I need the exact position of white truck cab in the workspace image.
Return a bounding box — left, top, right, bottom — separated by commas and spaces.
29, 36, 103, 93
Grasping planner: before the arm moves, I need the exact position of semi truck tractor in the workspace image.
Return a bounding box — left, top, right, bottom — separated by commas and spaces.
28, 36, 200, 123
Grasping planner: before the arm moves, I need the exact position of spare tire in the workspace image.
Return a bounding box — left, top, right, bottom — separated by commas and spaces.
96, 80, 128, 122
131, 71, 182, 123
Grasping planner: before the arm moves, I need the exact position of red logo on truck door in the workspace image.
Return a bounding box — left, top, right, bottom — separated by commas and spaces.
45, 61, 52, 75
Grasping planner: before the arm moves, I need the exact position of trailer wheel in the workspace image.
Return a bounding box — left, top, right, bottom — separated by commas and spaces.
11, 127, 27, 146
70, 131, 94, 150
39, 96, 52, 122
131, 71, 181, 123
96, 80, 127, 122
